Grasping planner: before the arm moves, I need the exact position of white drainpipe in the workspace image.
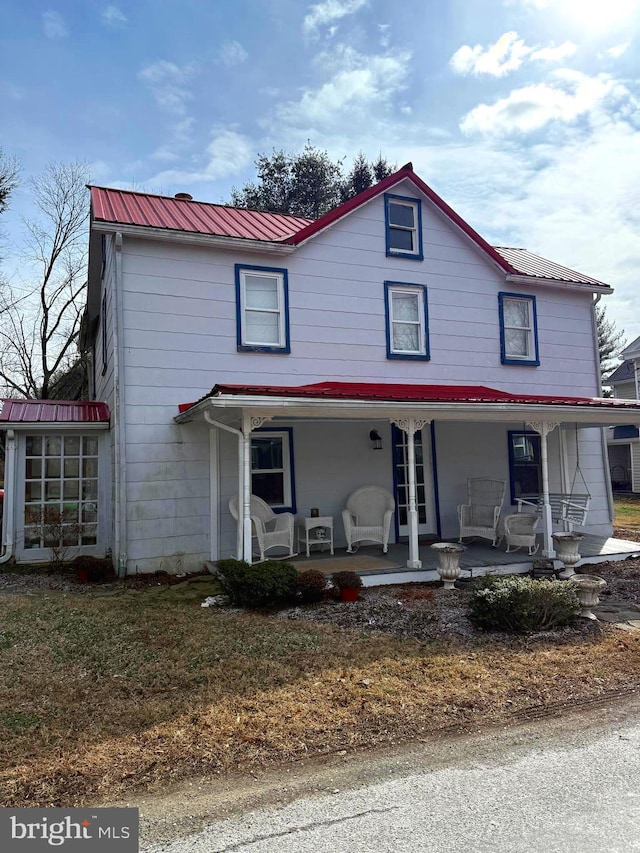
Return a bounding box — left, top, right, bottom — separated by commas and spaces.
0, 430, 17, 563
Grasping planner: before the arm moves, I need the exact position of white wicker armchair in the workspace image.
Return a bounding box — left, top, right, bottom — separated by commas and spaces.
342, 486, 395, 553
457, 478, 506, 547
504, 512, 539, 556
228, 495, 296, 562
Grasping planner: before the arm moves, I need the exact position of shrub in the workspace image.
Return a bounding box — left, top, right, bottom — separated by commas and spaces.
297, 569, 327, 603
215, 558, 298, 607
468, 575, 579, 633
71, 555, 116, 583
332, 570, 363, 591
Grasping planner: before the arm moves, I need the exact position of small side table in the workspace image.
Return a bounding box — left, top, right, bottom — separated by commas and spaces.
298, 516, 334, 558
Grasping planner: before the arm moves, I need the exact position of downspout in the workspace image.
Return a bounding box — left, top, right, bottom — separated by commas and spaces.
113, 232, 128, 578
204, 411, 244, 559
0, 430, 16, 563
591, 293, 615, 522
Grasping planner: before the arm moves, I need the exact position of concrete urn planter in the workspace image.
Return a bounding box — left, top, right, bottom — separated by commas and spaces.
431, 542, 466, 589
552, 532, 584, 579
569, 574, 607, 620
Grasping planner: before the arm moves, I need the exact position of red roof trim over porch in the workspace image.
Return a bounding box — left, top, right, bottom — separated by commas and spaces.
178, 382, 640, 413
0, 399, 110, 423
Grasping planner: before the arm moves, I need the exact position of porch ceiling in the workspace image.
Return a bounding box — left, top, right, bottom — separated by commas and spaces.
175, 381, 640, 428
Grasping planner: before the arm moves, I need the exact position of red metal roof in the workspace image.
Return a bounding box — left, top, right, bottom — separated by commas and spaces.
494, 247, 607, 287
178, 382, 640, 413
0, 399, 110, 424
90, 186, 312, 242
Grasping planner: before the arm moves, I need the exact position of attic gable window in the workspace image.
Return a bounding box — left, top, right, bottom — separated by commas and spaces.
235, 264, 291, 353
499, 293, 539, 366
384, 193, 424, 260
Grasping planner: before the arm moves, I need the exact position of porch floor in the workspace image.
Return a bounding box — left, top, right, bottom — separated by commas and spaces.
290, 533, 640, 587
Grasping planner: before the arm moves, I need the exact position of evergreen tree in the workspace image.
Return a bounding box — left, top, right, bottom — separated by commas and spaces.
597, 304, 626, 392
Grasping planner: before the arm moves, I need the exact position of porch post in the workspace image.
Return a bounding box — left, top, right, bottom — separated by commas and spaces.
393, 418, 429, 570
241, 413, 253, 563
528, 421, 559, 558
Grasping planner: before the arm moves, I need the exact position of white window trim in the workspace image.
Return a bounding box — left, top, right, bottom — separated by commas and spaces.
389, 286, 425, 356
239, 268, 287, 349
251, 430, 293, 509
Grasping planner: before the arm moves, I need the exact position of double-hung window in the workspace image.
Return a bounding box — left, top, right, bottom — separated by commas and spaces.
384, 193, 423, 260
236, 264, 290, 353
498, 293, 539, 365
384, 282, 429, 360
250, 429, 295, 512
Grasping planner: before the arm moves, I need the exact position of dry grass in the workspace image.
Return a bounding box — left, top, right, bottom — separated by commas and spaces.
1, 586, 639, 808
614, 495, 640, 538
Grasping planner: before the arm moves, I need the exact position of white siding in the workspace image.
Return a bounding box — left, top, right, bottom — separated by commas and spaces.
633, 443, 640, 493
613, 381, 638, 401
111, 178, 607, 570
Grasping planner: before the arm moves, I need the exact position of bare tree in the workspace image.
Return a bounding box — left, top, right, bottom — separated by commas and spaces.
0, 149, 20, 216
0, 161, 89, 398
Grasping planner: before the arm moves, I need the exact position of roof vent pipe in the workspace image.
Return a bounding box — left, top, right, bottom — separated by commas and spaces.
174, 192, 193, 201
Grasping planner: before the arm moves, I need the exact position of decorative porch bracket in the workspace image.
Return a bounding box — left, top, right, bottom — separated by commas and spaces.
392, 418, 431, 569
239, 414, 272, 562
527, 421, 560, 558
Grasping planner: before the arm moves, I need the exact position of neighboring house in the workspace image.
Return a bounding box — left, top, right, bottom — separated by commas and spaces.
2, 162, 640, 573
606, 336, 640, 493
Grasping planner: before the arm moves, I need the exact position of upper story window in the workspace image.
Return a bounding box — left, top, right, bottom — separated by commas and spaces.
499, 292, 539, 366
384, 193, 424, 260
384, 282, 430, 360
235, 264, 290, 353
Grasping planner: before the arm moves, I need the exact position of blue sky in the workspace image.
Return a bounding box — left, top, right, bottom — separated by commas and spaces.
2, 0, 640, 344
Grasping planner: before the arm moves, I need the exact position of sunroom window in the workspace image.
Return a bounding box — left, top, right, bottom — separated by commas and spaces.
23, 434, 99, 549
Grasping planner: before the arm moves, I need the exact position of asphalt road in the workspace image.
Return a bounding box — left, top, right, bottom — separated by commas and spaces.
141, 698, 640, 853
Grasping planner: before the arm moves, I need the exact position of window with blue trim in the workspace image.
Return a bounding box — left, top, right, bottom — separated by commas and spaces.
508, 431, 542, 502
499, 293, 539, 365
384, 193, 423, 259
251, 429, 295, 511
384, 282, 429, 360
236, 264, 290, 353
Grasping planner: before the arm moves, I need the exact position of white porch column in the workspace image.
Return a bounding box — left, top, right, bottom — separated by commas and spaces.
528, 421, 559, 558
393, 418, 430, 569
241, 413, 271, 563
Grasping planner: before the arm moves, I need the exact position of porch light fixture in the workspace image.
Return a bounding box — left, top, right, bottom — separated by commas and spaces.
369, 429, 383, 450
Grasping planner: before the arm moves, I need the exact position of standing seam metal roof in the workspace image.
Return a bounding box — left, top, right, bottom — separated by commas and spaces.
493, 247, 607, 286
0, 399, 110, 423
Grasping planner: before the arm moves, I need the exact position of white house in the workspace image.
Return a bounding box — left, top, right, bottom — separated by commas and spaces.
606, 336, 640, 493
2, 163, 640, 574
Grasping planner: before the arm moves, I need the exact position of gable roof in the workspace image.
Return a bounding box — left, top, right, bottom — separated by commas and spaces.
89, 164, 611, 290
89, 186, 312, 242
607, 360, 636, 384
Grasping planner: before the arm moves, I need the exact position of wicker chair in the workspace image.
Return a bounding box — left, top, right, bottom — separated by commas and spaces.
228, 495, 296, 562
342, 486, 395, 553
504, 512, 540, 555
457, 478, 506, 547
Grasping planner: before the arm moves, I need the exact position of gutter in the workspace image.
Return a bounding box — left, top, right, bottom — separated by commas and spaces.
93, 222, 296, 255
505, 274, 611, 295
113, 232, 128, 578
0, 430, 16, 563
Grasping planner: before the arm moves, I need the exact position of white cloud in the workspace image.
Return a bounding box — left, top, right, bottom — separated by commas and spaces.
277, 45, 411, 127
303, 0, 369, 36
217, 40, 248, 67
530, 41, 577, 62
606, 41, 631, 58
450, 31, 577, 77
460, 71, 629, 135
138, 60, 196, 115
42, 11, 68, 39
101, 6, 127, 27
151, 118, 195, 161
149, 129, 253, 186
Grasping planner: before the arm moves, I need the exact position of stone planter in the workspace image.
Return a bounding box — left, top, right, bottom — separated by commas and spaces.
431, 542, 466, 589
552, 532, 584, 579
569, 574, 607, 620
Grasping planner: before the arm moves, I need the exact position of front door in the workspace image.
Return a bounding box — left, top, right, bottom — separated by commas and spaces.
392, 425, 433, 538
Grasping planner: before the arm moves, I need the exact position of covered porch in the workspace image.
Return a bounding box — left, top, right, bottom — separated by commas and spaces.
175, 381, 640, 572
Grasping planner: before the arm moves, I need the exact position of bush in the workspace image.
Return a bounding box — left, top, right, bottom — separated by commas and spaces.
468, 575, 579, 633
71, 555, 116, 583
297, 569, 327, 603
215, 558, 298, 607
332, 570, 363, 591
